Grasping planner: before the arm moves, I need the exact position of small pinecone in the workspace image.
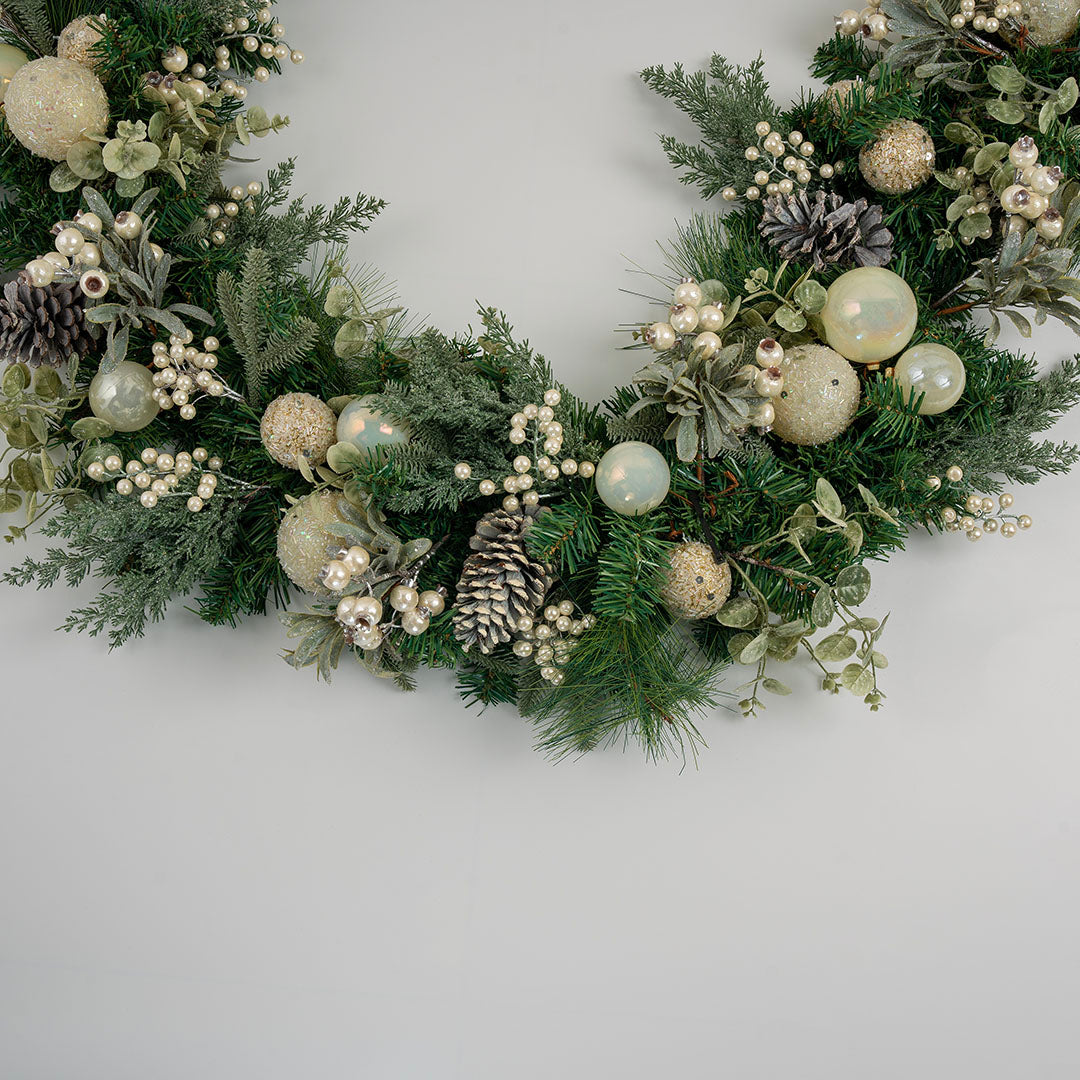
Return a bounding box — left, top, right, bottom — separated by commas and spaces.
758, 190, 893, 271
453, 508, 549, 654
0, 278, 94, 369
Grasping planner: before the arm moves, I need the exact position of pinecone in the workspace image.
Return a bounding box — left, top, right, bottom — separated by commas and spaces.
758, 190, 893, 271
453, 508, 549, 654
0, 278, 95, 369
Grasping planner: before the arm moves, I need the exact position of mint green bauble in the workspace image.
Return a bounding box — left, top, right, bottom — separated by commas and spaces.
0, 43, 29, 103
820, 266, 918, 365
88, 361, 159, 432
335, 395, 410, 457
892, 343, 966, 415
594, 441, 670, 516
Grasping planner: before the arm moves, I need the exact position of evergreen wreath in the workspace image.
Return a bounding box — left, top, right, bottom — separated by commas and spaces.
2, 0, 1079, 761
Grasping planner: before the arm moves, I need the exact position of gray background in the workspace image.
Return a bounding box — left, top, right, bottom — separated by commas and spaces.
3, 0, 1079, 1076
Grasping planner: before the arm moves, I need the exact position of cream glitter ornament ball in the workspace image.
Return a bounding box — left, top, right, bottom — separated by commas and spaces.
659, 541, 732, 620
57, 15, 106, 70
260, 392, 337, 469
820, 266, 918, 364
822, 78, 873, 116
771, 344, 860, 446
276, 490, 348, 592
1022, 0, 1080, 43
858, 120, 935, 196
2, 57, 109, 161
0, 43, 29, 103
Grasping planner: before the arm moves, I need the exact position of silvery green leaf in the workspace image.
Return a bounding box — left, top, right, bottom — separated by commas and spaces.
1003, 309, 1032, 337
958, 212, 991, 239
334, 318, 369, 359
70, 417, 115, 441
794, 279, 828, 315
0, 492, 22, 514
812, 586, 834, 629
814, 633, 857, 662
774, 306, 806, 333
943, 122, 980, 145
844, 518, 864, 554
716, 596, 761, 629
739, 632, 770, 665
762, 678, 792, 696
986, 99, 1025, 126
1057, 77, 1078, 112
946, 195, 975, 222
142, 307, 187, 336
790, 502, 817, 541
814, 477, 844, 519
986, 65, 1025, 94
326, 441, 364, 474
675, 413, 699, 461
973, 142, 1009, 174
835, 564, 872, 606
297, 453, 316, 484
1039, 99, 1059, 133
49, 162, 83, 192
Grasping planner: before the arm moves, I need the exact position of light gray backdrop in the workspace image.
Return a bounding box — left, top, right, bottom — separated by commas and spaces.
2, 1, 1078, 1076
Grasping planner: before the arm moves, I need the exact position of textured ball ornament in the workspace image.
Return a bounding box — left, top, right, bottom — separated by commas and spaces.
88, 361, 160, 432
771, 345, 860, 446
260, 392, 337, 469
2, 57, 109, 161
594, 441, 671, 516
858, 120, 935, 196
276, 491, 348, 592
892, 342, 967, 415
335, 395, 411, 458
821, 78, 873, 116
659, 541, 733, 620
0, 43, 29, 103
1021, 0, 1080, 43
57, 16, 106, 70
821, 266, 918, 364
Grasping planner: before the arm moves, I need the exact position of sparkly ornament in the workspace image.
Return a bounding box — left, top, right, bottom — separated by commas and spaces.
2, 57, 109, 161
594, 441, 671, 516
821, 78, 872, 116
88, 360, 159, 432
335, 395, 411, 458
0, 43, 29, 103
276, 490, 348, 592
771, 344, 860, 446
858, 120, 935, 196
57, 16, 106, 71
260, 392, 337, 469
659, 541, 732, 620
892, 343, 967, 415
1021, 0, 1080, 43
820, 266, 918, 365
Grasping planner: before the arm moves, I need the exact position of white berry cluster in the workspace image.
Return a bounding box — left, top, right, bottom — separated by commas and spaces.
203, 181, 262, 247
743, 338, 788, 432
84, 445, 226, 512
722, 121, 840, 204
926, 467, 1033, 541
999, 137, 1067, 243
149, 330, 240, 421
946, 0, 1024, 33
645, 277, 728, 357
510, 600, 597, 687
835, 0, 891, 39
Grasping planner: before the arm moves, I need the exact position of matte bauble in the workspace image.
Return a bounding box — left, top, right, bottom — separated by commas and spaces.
57, 16, 106, 70
822, 78, 873, 116
594, 441, 670, 516
88, 361, 159, 432
276, 490, 348, 592
771, 344, 860, 446
0, 43, 29, 103
1022, 0, 1080, 43
820, 266, 918, 365
2, 57, 109, 161
660, 541, 732, 620
858, 120, 935, 196
892, 342, 966, 415
335, 395, 410, 458
260, 392, 337, 469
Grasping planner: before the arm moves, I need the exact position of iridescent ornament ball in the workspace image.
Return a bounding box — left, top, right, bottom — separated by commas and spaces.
89, 361, 160, 432
892, 342, 967, 415
858, 120, 935, 196
2, 56, 110, 160
820, 266, 918, 365
771, 344, 860, 446
0, 43, 29, 103
260, 392, 337, 469
336, 395, 410, 458
659, 541, 732, 620
594, 441, 671, 516
276, 490, 348, 592
1022, 0, 1080, 43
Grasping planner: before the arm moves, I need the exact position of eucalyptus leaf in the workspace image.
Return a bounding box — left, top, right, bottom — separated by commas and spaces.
986, 99, 1025, 126
70, 416, 115, 440
986, 65, 1025, 94
326, 441, 364, 474
739, 631, 770, 665
762, 678, 792, 696
774, 306, 807, 333
814, 477, 844, 519
49, 163, 83, 192
958, 212, 991, 239
334, 318, 369, 359
815, 633, 857, 662
812, 586, 834, 629
0, 491, 22, 514
835, 564, 872, 606
793, 279, 828, 315
973, 142, 1009, 174
717, 596, 762, 629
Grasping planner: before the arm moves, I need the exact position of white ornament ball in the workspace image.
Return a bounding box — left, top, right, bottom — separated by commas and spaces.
88, 361, 160, 432
0, 43, 29, 103
335, 395, 411, 458
858, 120, 936, 196
771, 344, 860, 446
822, 78, 872, 116
3, 57, 109, 161
594, 441, 671, 516
821, 266, 918, 365
1022, 0, 1080, 43
57, 16, 106, 71
260, 392, 337, 469
659, 541, 733, 620
276, 491, 348, 592
892, 342, 967, 415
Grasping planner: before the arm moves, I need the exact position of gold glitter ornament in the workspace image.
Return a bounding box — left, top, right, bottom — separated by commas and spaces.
57, 15, 106, 71
1021, 0, 1080, 43
858, 120, 935, 196
822, 78, 873, 116
659, 541, 732, 620
2, 57, 109, 161
771, 344, 860, 446
276, 490, 348, 592
260, 392, 337, 469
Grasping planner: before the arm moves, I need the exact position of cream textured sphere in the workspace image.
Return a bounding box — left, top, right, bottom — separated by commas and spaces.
276, 490, 347, 592
88, 361, 159, 432
595, 441, 671, 516
3, 57, 109, 161
772, 345, 860, 446
822, 78, 873, 116
858, 120, 935, 195
892, 342, 967, 415
260, 392, 337, 469
821, 266, 918, 364
0, 43, 29, 103
1022, 0, 1080, 43
335, 395, 411, 458
660, 541, 732, 620
57, 16, 106, 70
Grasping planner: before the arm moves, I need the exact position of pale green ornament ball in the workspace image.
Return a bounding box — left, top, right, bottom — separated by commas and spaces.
276, 490, 348, 592
771, 344, 860, 446
0, 43, 29, 103
892, 342, 966, 415
594, 441, 671, 516
336, 395, 411, 458
89, 361, 159, 432
820, 266, 918, 365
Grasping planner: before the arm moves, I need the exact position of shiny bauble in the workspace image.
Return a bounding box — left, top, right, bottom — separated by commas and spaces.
57, 15, 106, 70
892, 342, 967, 415
260, 392, 337, 469
858, 120, 935, 196
1021, 0, 1080, 43
0, 43, 29, 103
276, 490, 348, 592
594, 441, 671, 516
88, 361, 159, 432
3, 57, 109, 161
335, 395, 411, 458
771, 345, 860, 446
820, 266, 918, 365
659, 541, 733, 620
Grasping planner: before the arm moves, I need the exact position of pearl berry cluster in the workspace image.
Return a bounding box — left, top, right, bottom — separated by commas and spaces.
945, 0, 1024, 33
834, 0, 891, 39
645, 277, 728, 356
149, 330, 241, 420
452, 388, 596, 514
84, 445, 229, 512
926, 467, 1033, 541
722, 121, 841, 204
510, 600, 597, 686
203, 181, 262, 247
740, 338, 788, 431
999, 137, 1067, 244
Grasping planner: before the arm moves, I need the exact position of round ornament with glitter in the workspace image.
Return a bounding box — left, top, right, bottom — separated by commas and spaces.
1021, 0, 1080, 43
260, 392, 337, 469
771, 344, 860, 446
57, 15, 106, 70
822, 78, 873, 116
659, 541, 732, 620
820, 266, 918, 365
276, 490, 349, 592
2, 57, 110, 161
858, 120, 935, 196
335, 395, 411, 458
